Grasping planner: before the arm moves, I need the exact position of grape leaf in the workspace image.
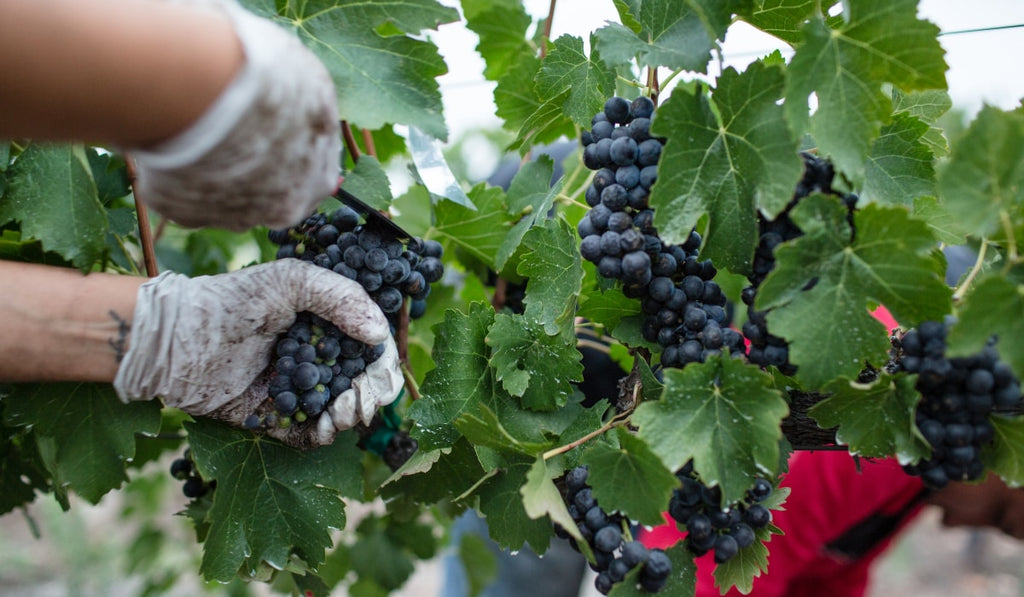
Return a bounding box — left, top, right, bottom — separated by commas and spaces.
649, 60, 802, 273
241, 0, 459, 140
341, 156, 392, 211
462, 0, 534, 81
756, 195, 952, 387
0, 424, 48, 514
809, 374, 929, 463
520, 456, 588, 549
581, 428, 679, 526
495, 156, 560, 272
409, 303, 496, 450
3, 383, 161, 504
455, 402, 553, 455
982, 414, 1024, 487
594, 0, 740, 73
577, 281, 642, 332
534, 34, 617, 129
85, 148, 130, 205
350, 515, 416, 591
380, 439, 486, 504
785, 0, 947, 176
737, 0, 831, 45
518, 218, 585, 335
477, 457, 552, 552
509, 89, 578, 154
0, 144, 108, 272
432, 183, 513, 269
711, 525, 773, 594
892, 88, 952, 157
494, 55, 545, 136
633, 356, 788, 504
486, 313, 583, 411
912, 196, 969, 246
184, 419, 363, 582
947, 276, 1024, 382
862, 112, 936, 206
937, 106, 1024, 242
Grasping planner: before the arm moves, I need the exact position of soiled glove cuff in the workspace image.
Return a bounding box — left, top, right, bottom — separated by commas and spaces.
132, 0, 341, 231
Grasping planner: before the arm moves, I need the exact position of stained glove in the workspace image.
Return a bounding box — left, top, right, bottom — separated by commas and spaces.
131, 0, 341, 231
113, 259, 404, 449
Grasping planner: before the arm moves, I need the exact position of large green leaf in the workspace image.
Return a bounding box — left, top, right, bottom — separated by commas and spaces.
809, 374, 929, 463
494, 55, 545, 136
495, 156, 560, 272
756, 196, 951, 387
241, 0, 459, 140
784, 0, 947, 176
581, 428, 679, 526
185, 419, 363, 582
477, 457, 552, 552
432, 183, 514, 270
649, 60, 802, 273
534, 35, 617, 129
455, 403, 553, 455
595, 0, 741, 73
486, 313, 582, 411
862, 112, 936, 206
937, 106, 1024, 242
518, 218, 585, 335
3, 383, 161, 503
633, 356, 788, 504
520, 456, 588, 549
891, 88, 952, 157
408, 303, 496, 450
380, 440, 486, 504
462, 0, 534, 81
0, 144, 108, 272
340, 156, 393, 211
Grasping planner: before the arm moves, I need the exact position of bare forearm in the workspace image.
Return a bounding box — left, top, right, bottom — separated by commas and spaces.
0, 0, 244, 148
0, 261, 144, 382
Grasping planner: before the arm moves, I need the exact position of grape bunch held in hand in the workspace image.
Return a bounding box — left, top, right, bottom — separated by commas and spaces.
250, 206, 444, 430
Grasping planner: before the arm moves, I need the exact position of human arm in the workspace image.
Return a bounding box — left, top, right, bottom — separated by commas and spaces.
0, 0, 341, 231
0, 260, 404, 448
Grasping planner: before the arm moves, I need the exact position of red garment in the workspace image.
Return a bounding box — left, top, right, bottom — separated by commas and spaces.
642, 451, 926, 597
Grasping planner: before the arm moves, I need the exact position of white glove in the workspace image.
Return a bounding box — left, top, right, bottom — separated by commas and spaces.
113, 259, 404, 449
131, 0, 341, 232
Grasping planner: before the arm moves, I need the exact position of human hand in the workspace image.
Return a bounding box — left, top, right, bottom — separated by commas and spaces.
131, 0, 340, 232
113, 259, 404, 448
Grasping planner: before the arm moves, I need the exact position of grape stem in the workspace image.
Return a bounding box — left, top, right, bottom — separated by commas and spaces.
400, 362, 422, 401
341, 120, 361, 163
542, 407, 633, 461
952, 238, 988, 301
124, 156, 159, 277
999, 209, 1019, 264
540, 0, 556, 58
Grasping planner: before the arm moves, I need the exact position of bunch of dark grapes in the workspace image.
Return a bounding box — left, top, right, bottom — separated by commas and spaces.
244, 311, 387, 430
579, 96, 744, 370
250, 206, 444, 428
269, 206, 444, 326
894, 319, 1023, 489
169, 449, 215, 499
742, 152, 857, 376
556, 466, 672, 594
667, 461, 773, 564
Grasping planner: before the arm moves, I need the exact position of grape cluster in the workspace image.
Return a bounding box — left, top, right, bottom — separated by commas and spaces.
895, 319, 1023, 489
270, 207, 444, 324
170, 449, 214, 499
742, 152, 857, 376
579, 96, 744, 369
667, 461, 773, 564
253, 206, 444, 427
556, 466, 672, 594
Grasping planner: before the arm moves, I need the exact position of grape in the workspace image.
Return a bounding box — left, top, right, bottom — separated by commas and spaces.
182, 477, 208, 499
169, 458, 192, 480
374, 286, 405, 314
604, 96, 631, 124
293, 362, 320, 391
713, 535, 739, 563
295, 343, 317, 364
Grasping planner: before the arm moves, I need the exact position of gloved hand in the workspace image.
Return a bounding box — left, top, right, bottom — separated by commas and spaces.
131, 0, 341, 232
113, 259, 404, 449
